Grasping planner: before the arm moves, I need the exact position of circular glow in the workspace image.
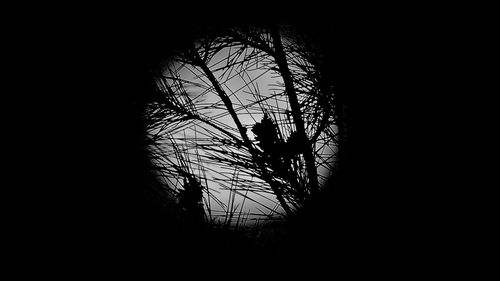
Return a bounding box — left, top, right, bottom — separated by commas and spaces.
146, 28, 338, 227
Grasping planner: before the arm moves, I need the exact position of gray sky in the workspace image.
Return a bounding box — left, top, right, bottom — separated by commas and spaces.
154, 44, 337, 226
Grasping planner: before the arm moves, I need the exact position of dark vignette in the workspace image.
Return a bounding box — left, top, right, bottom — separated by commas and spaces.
23, 4, 473, 276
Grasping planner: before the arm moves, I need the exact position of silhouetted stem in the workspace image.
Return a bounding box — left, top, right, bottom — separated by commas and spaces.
190, 45, 294, 216
270, 26, 319, 196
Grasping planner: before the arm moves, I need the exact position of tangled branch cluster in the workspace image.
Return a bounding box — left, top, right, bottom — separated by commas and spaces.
145, 25, 340, 227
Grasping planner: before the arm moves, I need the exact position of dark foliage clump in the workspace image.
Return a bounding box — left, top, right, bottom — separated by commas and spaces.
178, 177, 205, 225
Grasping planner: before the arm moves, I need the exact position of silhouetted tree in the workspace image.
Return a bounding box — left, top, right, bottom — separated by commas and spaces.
145, 23, 341, 226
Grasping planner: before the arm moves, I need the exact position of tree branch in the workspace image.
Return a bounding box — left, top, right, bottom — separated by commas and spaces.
189, 44, 294, 216
270, 26, 319, 196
